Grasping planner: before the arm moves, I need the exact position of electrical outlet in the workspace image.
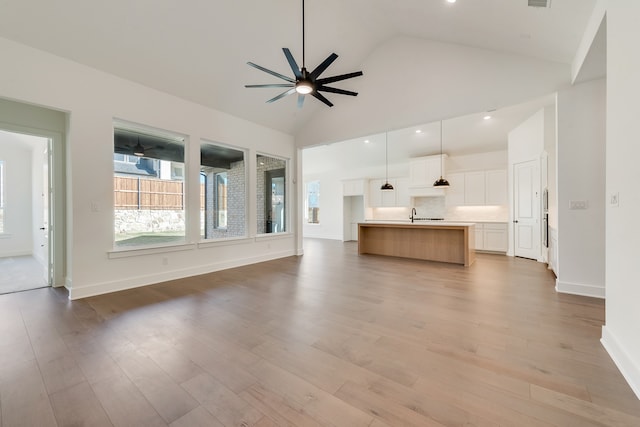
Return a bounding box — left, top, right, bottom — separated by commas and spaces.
610, 192, 619, 207
569, 200, 588, 210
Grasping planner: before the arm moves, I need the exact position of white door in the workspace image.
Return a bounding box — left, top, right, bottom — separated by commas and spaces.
513, 160, 540, 260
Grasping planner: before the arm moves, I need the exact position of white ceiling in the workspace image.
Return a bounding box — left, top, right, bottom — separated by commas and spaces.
0, 0, 596, 140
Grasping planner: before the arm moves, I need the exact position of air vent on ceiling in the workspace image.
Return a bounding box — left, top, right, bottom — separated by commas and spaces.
528, 0, 551, 7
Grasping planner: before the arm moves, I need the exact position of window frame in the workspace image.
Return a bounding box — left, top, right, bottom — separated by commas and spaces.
256, 153, 289, 235
112, 121, 187, 249
305, 180, 320, 224
200, 139, 247, 241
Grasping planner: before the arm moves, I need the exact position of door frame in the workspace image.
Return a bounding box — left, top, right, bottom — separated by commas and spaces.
0, 121, 65, 287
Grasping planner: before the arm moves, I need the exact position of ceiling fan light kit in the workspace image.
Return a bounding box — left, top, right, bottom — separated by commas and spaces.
245, 0, 363, 108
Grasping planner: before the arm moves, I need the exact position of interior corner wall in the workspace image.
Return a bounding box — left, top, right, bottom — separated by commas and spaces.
0, 36, 296, 299
602, 0, 640, 400
556, 78, 606, 299
0, 133, 33, 257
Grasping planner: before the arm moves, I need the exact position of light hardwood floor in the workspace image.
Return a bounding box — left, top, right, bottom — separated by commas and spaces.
1, 239, 639, 426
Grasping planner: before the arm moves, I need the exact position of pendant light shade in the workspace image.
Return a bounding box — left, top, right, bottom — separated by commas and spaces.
434, 120, 450, 187
381, 132, 394, 191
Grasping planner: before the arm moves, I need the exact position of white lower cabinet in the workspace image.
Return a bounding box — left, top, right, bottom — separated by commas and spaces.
474, 225, 484, 250
474, 222, 508, 252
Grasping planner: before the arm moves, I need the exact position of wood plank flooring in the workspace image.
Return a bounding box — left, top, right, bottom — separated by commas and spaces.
1, 238, 639, 426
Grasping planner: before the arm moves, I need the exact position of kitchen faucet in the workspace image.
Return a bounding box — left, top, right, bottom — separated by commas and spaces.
411, 208, 417, 223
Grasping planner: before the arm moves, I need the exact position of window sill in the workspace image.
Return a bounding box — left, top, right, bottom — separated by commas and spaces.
198, 236, 252, 249
255, 232, 294, 241
108, 242, 196, 259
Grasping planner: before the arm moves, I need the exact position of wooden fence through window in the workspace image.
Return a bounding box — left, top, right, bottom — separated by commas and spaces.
114, 176, 196, 210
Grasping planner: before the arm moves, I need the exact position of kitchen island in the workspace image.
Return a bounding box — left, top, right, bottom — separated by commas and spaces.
358, 221, 476, 266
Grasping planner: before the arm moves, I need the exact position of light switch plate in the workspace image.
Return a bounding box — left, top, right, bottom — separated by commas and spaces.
610, 192, 619, 207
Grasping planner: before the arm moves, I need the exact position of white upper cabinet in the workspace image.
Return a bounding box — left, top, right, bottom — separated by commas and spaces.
445, 173, 464, 207
464, 171, 486, 205
342, 179, 365, 196
485, 169, 508, 205
445, 169, 508, 206
395, 177, 411, 207
368, 178, 410, 208
409, 155, 446, 187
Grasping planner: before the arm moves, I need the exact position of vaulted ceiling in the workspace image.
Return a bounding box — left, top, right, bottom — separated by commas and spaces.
0, 0, 597, 146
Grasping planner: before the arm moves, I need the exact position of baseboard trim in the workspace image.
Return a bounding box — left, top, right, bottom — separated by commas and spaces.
67, 249, 295, 300
0, 250, 32, 258
601, 326, 640, 400
555, 279, 605, 299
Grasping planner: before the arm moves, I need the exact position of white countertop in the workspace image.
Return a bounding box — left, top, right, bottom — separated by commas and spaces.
362, 220, 476, 226
364, 219, 507, 225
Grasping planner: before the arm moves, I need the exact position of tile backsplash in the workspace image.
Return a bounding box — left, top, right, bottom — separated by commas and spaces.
371, 196, 509, 222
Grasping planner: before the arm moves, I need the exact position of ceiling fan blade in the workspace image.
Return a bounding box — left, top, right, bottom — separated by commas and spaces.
317, 86, 358, 96
311, 91, 334, 107
297, 94, 305, 109
266, 88, 296, 103
247, 62, 295, 83
316, 71, 363, 85
310, 53, 338, 80
282, 48, 302, 79
245, 84, 295, 88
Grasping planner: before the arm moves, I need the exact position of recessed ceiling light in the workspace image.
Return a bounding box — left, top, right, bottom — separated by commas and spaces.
483, 115, 492, 120
447, 0, 457, 3
364, 139, 370, 143
415, 130, 422, 134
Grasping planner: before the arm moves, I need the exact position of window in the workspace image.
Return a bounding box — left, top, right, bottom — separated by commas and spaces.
200, 141, 246, 240
305, 181, 320, 224
257, 154, 287, 234
113, 124, 186, 248
0, 160, 4, 233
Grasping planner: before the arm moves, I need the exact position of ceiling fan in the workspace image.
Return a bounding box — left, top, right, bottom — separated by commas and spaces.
245, 0, 363, 108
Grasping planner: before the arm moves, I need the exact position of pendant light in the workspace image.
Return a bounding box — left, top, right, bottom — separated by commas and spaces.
434, 120, 450, 187
381, 132, 394, 190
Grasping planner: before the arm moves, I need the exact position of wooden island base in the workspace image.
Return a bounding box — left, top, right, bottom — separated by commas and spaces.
358, 222, 476, 266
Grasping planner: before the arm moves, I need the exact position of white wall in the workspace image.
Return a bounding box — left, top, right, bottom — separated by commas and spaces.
302, 149, 509, 240
0, 131, 33, 257
507, 109, 545, 257
296, 35, 571, 148
556, 78, 606, 298
0, 37, 297, 299
602, 0, 640, 400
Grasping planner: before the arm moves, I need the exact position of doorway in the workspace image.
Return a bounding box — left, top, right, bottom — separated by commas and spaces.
513, 159, 541, 260
0, 130, 55, 294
